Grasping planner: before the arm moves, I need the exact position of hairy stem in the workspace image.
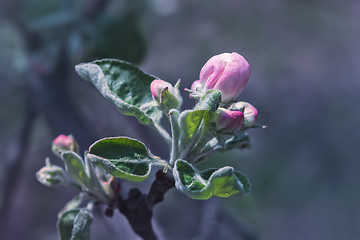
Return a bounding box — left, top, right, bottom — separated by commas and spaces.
169, 109, 180, 165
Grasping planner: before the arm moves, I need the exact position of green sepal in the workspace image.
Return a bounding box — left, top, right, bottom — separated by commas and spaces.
194, 89, 222, 111
87, 137, 167, 182
173, 159, 251, 200
160, 87, 181, 112
75, 59, 162, 125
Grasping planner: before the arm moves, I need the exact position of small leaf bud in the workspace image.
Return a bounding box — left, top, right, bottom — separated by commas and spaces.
36, 158, 71, 187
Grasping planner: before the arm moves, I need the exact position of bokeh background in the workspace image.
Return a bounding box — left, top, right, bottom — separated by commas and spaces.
1, 0, 359, 239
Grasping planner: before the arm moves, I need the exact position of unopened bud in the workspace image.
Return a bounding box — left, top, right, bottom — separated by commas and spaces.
150, 79, 173, 102
150, 79, 182, 111
215, 108, 244, 133
230, 101, 258, 127
193, 52, 251, 103
52, 134, 79, 156
36, 158, 71, 187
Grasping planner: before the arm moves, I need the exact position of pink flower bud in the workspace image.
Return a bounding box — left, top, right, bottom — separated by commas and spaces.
190, 80, 202, 93
52, 134, 79, 155
199, 52, 251, 103
215, 108, 244, 133
230, 101, 258, 127
150, 79, 173, 102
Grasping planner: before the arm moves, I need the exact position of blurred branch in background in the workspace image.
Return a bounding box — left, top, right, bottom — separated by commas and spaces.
0, 0, 112, 230
0, 0, 174, 238
1, 99, 36, 220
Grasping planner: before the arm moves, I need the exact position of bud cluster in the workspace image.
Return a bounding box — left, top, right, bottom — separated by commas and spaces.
194, 52, 258, 134
149, 52, 261, 162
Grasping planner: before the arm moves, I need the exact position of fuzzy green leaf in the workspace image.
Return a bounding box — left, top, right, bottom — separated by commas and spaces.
173, 160, 250, 200
178, 110, 215, 158
62, 152, 90, 188
220, 133, 251, 151
58, 209, 79, 240
61, 152, 109, 202
58, 208, 93, 240
84, 155, 108, 198
178, 110, 209, 147
71, 209, 93, 240
194, 89, 222, 111
87, 137, 166, 182
75, 59, 162, 125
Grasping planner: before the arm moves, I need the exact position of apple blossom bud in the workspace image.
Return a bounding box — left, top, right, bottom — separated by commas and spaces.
52, 134, 79, 156
190, 80, 201, 93
230, 101, 258, 127
150, 79, 174, 102
215, 108, 244, 133
198, 52, 251, 103
150, 79, 182, 111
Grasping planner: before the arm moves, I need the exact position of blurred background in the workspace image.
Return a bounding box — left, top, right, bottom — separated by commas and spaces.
0, 0, 359, 239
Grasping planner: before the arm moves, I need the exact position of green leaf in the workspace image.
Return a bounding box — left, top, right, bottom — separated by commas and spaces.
177, 90, 221, 158
58, 209, 79, 240
87, 137, 166, 182
71, 209, 93, 240
58, 208, 93, 240
62, 152, 89, 188
194, 89, 222, 111
173, 160, 251, 200
75, 59, 162, 125
61, 152, 109, 202
84, 155, 109, 199
178, 110, 214, 159
221, 133, 251, 151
